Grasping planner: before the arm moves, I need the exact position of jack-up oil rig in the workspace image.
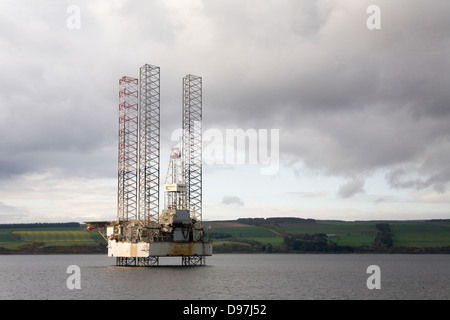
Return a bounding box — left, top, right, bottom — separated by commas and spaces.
87, 64, 212, 266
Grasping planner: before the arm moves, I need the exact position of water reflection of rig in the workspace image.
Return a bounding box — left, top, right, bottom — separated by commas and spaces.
87, 64, 212, 266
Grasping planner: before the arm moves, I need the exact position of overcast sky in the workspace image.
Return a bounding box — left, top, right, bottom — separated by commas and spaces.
1, 0, 449, 223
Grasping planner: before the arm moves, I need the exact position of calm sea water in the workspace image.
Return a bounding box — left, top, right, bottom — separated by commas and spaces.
0, 254, 448, 300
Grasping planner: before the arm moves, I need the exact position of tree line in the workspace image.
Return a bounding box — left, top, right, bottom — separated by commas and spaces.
0, 222, 81, 229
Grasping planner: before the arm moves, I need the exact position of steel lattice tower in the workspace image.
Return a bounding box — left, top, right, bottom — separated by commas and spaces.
139, 64, 160, 225
182, 74, 202, 224
118, 76, 139, 222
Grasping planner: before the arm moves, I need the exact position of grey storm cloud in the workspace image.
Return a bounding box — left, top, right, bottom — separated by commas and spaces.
198, 1, 450, 197
222, 196, 244, 206
337, 178, 365, 198
0, 0, 449, 198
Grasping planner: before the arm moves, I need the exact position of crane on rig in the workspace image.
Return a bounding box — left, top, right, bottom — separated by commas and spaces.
87, 64, 212, 266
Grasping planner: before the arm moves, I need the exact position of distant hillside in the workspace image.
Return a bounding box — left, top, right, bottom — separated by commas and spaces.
205, 218, 450, 254
1, 218, 449, 254
0, 222, 106, 254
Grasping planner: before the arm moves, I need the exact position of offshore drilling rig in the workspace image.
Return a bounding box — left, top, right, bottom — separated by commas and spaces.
87, 64, 212, 266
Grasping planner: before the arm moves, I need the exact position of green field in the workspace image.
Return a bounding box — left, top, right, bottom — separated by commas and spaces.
0, 230, 16, 241
12, 230, 95, 245
278, 220, 382, 246
0, 227, 105, 250
210, 225, 285, 248
211, 226, 278, 239
390, 221, 450, 247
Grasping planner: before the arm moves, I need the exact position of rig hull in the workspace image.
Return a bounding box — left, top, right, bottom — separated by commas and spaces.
108, 240, 213, 258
